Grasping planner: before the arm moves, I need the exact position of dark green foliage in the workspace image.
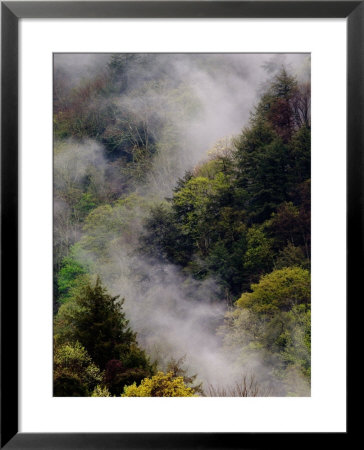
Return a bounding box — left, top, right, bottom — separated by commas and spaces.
206, 237, 247, 296
142, 203, 194, 266
289, 126, 311, 184
142, 68, 310, 302
54, 276, 155, 395
275, 242, 309, 270
103, 352, 154, 396
53, 375, 88, 397
71, 278, 134, 368
253, 68, 298, 142
234, 122, 290, 222
55, 277, 150, 371
243, 226, 273, 277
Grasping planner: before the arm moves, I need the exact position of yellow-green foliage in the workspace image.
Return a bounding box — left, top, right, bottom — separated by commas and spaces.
122, 371, 196, 397
91, 385, 112, 397
53, 341, 102, 396
54, 275, 90, 346
220, 268, 311, 389
79, 194, 148, 258
236, 267, 310, 314
54, 341, 102, 382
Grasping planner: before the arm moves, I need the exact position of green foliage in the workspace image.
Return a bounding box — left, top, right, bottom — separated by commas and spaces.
142, 70, 310, 299
54, 58, 311, 397
220, 268, 311, 393
233, 69, 310, 224
55, 277, 142, 369
57, 254, 87, 303
279, 304, 311, 377
236, 267, 310, 314
54, 278, 87, 345
75, 192, 98, 218
54, 276, 154, 395
53, 341, 102, 396
275, 242, 309, 270
122, 372, 196, 397
172, 174, 230, 256
234, 122, 289, 222
205, 236, 247, 295
78, 194, 148, 262
143, 202, 193, 265
71, 279, 134, 368
253, 68, 298, 142
266, 201, 310, 255
243, 226, 273, 276
91, 385, 112, 397
289, 126, 311, 183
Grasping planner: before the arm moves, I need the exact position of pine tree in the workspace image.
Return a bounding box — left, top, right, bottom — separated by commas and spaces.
71, 277, 136, 369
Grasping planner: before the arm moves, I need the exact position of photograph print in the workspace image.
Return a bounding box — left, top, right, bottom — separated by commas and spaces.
53, 53, 311, 397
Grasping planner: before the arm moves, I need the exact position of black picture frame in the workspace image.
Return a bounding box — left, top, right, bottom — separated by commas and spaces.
1, 1, 357, 448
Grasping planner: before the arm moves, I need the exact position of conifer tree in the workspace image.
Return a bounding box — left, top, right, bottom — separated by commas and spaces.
69, 277, 136, 369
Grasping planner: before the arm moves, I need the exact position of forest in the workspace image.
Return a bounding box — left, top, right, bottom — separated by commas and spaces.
53, 53, 311, 397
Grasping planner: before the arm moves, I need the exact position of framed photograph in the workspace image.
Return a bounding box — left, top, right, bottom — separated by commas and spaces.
1, 1, 356, 448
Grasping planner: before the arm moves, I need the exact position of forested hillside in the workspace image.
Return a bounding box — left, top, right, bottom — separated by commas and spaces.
54, 54, 311, 396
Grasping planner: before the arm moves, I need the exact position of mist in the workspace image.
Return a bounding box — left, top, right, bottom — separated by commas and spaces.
54, 53, 310, 395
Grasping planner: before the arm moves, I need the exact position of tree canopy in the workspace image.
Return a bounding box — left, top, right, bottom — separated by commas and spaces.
53, 55, 311, 397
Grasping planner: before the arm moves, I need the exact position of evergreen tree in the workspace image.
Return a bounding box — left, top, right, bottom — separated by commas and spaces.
59, 277, 137, 370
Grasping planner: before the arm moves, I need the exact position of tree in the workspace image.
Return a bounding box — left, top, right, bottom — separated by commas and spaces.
142, 202, 193, 266
220, 267, 311, 393
172, 173, 232, 255
206, 235, 248, 296
275, 242, 308, 270
279, 304, 311, 378
55, 277, 140, 369
122, 372, 196, 397
54, 276, 155, 394
254, 68, 298, 142
237, 266, 310, 314
165, 355, 203, 394
266, 202, 303, 250
288, 125, 311, 186
243, 226, 273, 279
57, 254, 87, 304
291, 82, 311, 129
234, 121, 289, 222
79, 194, 148, 260
91, 385, 112, 397
103, 346, 155, 396
53, 341, 102, 396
